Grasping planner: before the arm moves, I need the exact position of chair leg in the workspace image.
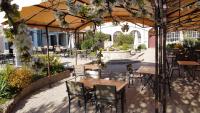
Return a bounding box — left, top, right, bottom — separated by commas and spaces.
169, 69, 173, 80
128, 77, 130, 88
115, 102, 118, 113
68, 99, 71, 113
167, 77, 171, 96
84, 97, 87, 113
95, 102, 98, 113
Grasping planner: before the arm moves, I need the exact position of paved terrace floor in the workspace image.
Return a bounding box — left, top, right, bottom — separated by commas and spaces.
11, 49, 200, 113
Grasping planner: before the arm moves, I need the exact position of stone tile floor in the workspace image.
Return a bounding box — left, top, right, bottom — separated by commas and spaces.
12, 63, 200, 113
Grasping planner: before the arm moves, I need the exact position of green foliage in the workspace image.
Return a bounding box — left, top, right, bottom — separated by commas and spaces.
81, 31, 109, 50
8, 67, 33, 90
114, 33, 134, 46
0, 65, 15, 98
118, 44, 132, 50
0, 0, 20, 34
166, 43, 176, 50
66, 0, 148, 25
182, 37, 197, 49
96, 48, 105, 68
33, 54, 65, 75
54, 11, 68, 28
137, 44, 147, 50
0, 98, 8, 105
15, 23, 32, 65
166, 43, 183, 50
3, 28, 14, 42
195, 40, 200, 49
113, 33, 134, 50
81, 38, 94, 50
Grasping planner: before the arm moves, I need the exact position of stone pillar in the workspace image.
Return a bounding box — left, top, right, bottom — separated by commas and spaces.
179, 31, 184, 41
33, 30, 38, 47
56, 33, 59, 46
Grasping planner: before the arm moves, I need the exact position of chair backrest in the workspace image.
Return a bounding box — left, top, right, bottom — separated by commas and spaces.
66, 81, 84, 96
74, 65, 85, 76
37, 47, 42, 51
55, 47, 61, 52
126, 64, 133, 74
94, 84, 116, 102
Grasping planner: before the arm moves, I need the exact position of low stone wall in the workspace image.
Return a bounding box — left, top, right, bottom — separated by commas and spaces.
102, 50, 131, 60
4, 70, 70, 113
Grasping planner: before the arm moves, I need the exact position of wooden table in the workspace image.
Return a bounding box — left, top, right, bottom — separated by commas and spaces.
136, 66, 155, 75
79, 78, 127, 92
79, 78, 127, 113
136, 66, 155, 90
84, 64, 100, 70
177, 61, 199, 66
177, 61, 199, 79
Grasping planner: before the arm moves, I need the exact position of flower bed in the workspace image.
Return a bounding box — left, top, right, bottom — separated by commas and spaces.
2, 70, 70, 113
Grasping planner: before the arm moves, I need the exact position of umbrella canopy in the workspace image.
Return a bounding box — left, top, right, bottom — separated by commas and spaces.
18, 0, 154, 31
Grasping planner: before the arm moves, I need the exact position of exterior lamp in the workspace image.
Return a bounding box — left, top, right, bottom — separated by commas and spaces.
121, 23, 129, 32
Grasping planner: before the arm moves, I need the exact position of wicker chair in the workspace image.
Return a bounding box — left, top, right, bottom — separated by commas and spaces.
66, 81, 91, 113
94, 84, 120, 113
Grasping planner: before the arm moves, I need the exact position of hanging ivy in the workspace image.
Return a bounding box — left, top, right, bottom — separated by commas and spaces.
1, 0, 32, 65
54, 11, 69, 28
64, 0, 150, 27
14, 23, 32, 64
0, 0, 20, 34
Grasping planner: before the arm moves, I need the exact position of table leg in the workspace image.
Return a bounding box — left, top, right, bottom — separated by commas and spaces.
121, 88, 126, 113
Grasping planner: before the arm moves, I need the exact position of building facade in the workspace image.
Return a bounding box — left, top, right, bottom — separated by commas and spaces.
94, 22, 151, 49
166, 30, 200, 44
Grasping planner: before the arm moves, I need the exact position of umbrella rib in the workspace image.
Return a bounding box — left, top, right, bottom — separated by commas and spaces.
25, 1, 64, 22
35, 5, 87, 20
47, 19, 56, 26
75, 20, 92, 30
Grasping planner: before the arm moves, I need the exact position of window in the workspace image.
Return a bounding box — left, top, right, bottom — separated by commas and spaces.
37, 30, 43, 46
167, 31, 180, 43
4, 42, 9, 50
185, 30, 200, 38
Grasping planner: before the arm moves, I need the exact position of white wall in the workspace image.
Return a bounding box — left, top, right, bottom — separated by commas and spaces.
95, 22, 151, 49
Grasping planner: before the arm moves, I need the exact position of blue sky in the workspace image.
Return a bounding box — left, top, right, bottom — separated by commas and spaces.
0, 0, 41, 24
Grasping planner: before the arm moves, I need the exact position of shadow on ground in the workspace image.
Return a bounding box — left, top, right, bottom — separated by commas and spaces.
12, 62, 200, 113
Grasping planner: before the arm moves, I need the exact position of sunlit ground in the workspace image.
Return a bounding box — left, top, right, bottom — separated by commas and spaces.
11, 62, 200, 113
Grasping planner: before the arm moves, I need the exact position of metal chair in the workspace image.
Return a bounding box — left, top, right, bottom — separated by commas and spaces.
55, 47, 61, 54
73, 65, 85, 78
94, 84, 120, 113
126, 64, 137, 87
65, 81, 91, 113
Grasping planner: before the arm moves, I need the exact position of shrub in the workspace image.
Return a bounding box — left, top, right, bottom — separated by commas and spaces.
174, 43, 183, 49
183, 37, 197, 49
33, 54, 65, 75
0, 65, 15, 98
166, 43, 175, 50
81, 38, 93, 50
81, 31, 110, 50
195, 40, 200, 49
137, 44, 147, 50
114, 33, 134, 46
119, 44, 132, 50
8, 67, 33, 90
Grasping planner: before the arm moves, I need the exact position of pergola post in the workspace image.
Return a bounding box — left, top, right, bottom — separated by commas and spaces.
154, 0, 168, 113
45, 26, 51, 88
74, 30, 78, 65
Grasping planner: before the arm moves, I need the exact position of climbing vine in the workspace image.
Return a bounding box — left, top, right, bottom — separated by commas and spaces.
0, 0, 32, 65
52, 0, 151, 28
